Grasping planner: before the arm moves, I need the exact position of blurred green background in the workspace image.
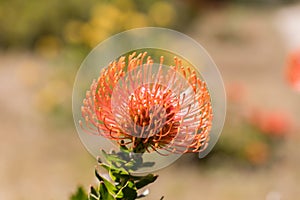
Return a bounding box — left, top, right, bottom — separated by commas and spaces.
1, 0, 300, 199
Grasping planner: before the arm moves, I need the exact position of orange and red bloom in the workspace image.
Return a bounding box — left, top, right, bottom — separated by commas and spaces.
80, 52, 213, 154
286, 49, 300, 91
249, 109, 291, 137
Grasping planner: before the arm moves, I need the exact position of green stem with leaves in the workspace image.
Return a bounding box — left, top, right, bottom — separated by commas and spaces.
71, 146, 163, 200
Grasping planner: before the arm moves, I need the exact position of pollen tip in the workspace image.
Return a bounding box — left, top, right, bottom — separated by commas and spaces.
160, 56, 164, 64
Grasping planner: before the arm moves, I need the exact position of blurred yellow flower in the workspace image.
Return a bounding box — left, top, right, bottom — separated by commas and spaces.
64, 20, 84, 44
149, 2, 175, 26
80, 23, 109, 47
125, 12, 148, 29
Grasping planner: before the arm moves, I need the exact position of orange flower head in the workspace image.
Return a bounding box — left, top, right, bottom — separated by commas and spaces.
80, 52, 213, 154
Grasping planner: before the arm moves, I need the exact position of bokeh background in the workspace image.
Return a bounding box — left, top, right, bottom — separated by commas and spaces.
1, 0, 300, 199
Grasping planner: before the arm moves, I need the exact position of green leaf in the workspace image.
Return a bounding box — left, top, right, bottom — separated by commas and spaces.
102, 150, 127, 167
135, 174, 158, 189
89, 193, 98, 200
70, 186, 88, 200
109, 167, 129, 182
124, 160, 136, 169
89, 186, 98, 198
99, 182, 115, 200
94, 169, 117, 197
100, 163, 150, 183
121, 182, 138, 200
100, 163, 129, 176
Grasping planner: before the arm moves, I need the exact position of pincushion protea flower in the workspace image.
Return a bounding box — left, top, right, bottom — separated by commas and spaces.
80, 52, 212, 154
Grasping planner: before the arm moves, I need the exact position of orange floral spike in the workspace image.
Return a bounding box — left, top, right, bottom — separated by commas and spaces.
80, 52, 213, 154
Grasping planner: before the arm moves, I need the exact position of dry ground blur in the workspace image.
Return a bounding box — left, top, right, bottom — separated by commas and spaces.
1, 4, 300, 200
